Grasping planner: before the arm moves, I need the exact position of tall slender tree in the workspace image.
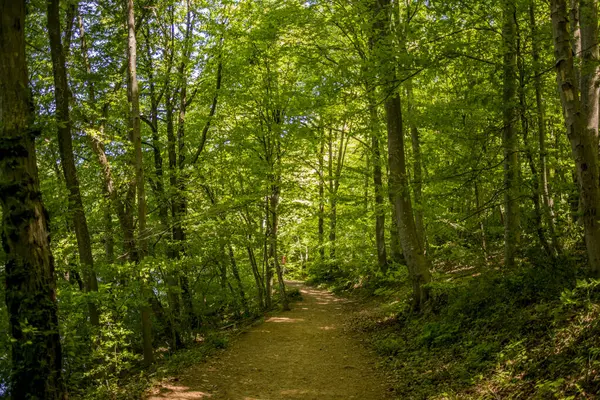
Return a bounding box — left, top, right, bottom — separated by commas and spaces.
372, 0, 432, 308
530, 1, 561, 255
126, 0, 154, 364
502, 0, 521, 268
47, 0, 100, 326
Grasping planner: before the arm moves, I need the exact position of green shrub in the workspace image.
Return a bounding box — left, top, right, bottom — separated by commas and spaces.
205, 332, 228, 349
287, 287, 303, 301
373, 335, 404, 357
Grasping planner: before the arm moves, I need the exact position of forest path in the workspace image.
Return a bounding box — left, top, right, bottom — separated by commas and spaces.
148, 282, 391, 399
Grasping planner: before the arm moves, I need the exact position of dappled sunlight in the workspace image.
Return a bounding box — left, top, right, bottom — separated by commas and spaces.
319, 325, 336, 330
145, 283, 389, 400
279, 388, 317, 396
446, 265, 477, 275
147, 384, 213, 399
265, 317, 305, 323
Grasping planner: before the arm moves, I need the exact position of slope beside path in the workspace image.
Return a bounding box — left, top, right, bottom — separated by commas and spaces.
148, 282, 392, 399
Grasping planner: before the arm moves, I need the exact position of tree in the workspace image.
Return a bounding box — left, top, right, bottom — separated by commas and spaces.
551, 0, 600, 274
47, 0, 100, 326
502, 0, 521, 268
0, 0, 66, 397
126, 0, 154, 365
372, 0, 432, 308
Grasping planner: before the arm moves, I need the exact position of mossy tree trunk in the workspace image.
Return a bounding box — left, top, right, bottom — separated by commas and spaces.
0, 1, 66, 397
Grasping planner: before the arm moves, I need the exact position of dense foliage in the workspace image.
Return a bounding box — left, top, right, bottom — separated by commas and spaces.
1, 0, 600, 398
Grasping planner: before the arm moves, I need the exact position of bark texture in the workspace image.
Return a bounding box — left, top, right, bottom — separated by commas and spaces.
0, 1, 66, 398
126, 0, 154, 364
406, 82, 426, 253
372, 0, 431, 308
386, 94, 432, 309
551, 0, 600, 274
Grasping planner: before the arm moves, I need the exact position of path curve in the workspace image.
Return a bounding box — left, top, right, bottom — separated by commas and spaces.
148, 282, 391, 399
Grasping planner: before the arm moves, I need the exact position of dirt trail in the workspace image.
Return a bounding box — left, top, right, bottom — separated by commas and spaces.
148, 282, 391, 399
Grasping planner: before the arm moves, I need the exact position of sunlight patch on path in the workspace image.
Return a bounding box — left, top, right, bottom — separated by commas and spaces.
265, 317, 305, 323
147, 383, 213, 399
318, 325, 336, 330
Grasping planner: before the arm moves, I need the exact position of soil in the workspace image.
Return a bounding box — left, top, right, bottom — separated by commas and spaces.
147, 282, 392, 399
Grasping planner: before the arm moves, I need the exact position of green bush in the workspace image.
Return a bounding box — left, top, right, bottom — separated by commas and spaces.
373, 335, 404, 357
205, 332, 228, 349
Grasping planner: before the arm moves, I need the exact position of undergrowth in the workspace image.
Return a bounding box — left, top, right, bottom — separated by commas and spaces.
333, 257, 600, 399
80, 329, 232, 399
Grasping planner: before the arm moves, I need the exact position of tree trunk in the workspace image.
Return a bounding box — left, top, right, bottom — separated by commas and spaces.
270, 181, 290, 311
264, 195, 273, 309
127, 0, 147, 258
502, 0, 521, 268
148, 292, 183, 350
516, 24, 552, 257
218, 246, 228, 290
180, 275, 196, 329
530, 0, 561, 255
328, 130, 336, 264
103, 198, 115, 264
47, 0, 99, 326
228, 245, 250, 315
126, 0, 153, 365
247, 245, 265, 310
406, 82, 426, 254
368, 91, 388, 273
0, 1, 66, 397
551, 0, 600, 274
579, 0, 599, 149
474, 182, 488, 257
318, 129, 325, 262
386, 93, 432, 310
389, 205, 404, 265
570, 0, 582, 85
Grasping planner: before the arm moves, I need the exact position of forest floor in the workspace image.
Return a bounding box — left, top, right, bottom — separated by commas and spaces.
146, 282, 393, 399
